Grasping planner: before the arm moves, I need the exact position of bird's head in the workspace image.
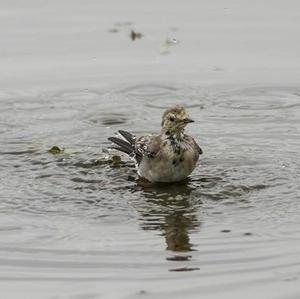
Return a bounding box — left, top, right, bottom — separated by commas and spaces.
161, 105, 194, 134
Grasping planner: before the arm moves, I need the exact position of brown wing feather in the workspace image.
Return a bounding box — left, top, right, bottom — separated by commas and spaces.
135, 135, 161, 159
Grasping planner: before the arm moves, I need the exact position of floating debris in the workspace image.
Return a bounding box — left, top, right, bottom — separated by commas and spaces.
48, 145, 64, 154
48, 146, 80, 155
160, 38, 178, 54
243, 232, 253, 236
111, 155, 122, 163
220, 229, 231, 233
108, 155, 127, 168
166, 255, 192, 261
169, 267, 200, 272
130, 30, 143, 41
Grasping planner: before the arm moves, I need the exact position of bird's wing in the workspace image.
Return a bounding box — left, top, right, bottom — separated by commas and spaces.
108, 131, 161, 165
194, 139, 203, 155
135, 134, 162, 161
184, 134, 202, 155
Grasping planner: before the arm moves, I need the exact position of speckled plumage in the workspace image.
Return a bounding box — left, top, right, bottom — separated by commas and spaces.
108, 106, 202, 183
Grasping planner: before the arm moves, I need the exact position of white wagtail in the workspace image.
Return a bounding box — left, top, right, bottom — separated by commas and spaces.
108, 105, 202, 183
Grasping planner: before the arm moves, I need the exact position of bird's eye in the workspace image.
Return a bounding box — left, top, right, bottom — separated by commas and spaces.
169, 116, 175, 122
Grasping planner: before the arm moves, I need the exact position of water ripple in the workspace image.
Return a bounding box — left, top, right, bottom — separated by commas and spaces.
0, 84, 300, 297
214, 86, 300, 111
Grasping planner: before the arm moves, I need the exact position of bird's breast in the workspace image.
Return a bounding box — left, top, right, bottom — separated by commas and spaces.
137, 139, 199, 183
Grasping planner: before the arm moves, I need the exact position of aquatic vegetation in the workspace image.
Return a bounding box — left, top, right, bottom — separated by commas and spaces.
160, 38, 178, 54
48, 145, 64, 154
48, 146, 80, 155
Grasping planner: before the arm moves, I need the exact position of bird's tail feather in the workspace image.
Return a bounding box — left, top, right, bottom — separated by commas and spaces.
108, 136, 134, 156
118, 130, 135, 145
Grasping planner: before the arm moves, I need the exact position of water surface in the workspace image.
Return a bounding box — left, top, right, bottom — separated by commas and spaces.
1, 0, 300, 297
1, 83, 300, 298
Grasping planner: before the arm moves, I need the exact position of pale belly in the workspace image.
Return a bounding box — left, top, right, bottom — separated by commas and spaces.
137, 149, 199, 183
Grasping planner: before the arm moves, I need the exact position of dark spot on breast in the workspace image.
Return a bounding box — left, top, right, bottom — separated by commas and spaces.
149, 151, 156, 158
172, 159, 177, 165
166, 131, 170, 136
179, 157, 184, 162
163, 141, 168, 146
175, 147, 181, 155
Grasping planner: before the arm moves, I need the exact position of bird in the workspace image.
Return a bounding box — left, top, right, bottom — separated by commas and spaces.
108, 105, 202, 183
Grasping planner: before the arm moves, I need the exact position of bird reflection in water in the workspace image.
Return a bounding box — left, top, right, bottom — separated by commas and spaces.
132, 178, 201, 253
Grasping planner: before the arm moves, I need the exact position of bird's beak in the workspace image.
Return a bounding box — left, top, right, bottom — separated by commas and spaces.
184, 118, 194, 124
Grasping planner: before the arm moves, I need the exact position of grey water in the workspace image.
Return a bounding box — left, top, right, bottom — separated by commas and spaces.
1, 0, 300, 297
1, 84, 300, 298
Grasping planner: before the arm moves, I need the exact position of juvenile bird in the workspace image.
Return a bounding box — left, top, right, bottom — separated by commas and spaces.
108, 106, 202, 183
